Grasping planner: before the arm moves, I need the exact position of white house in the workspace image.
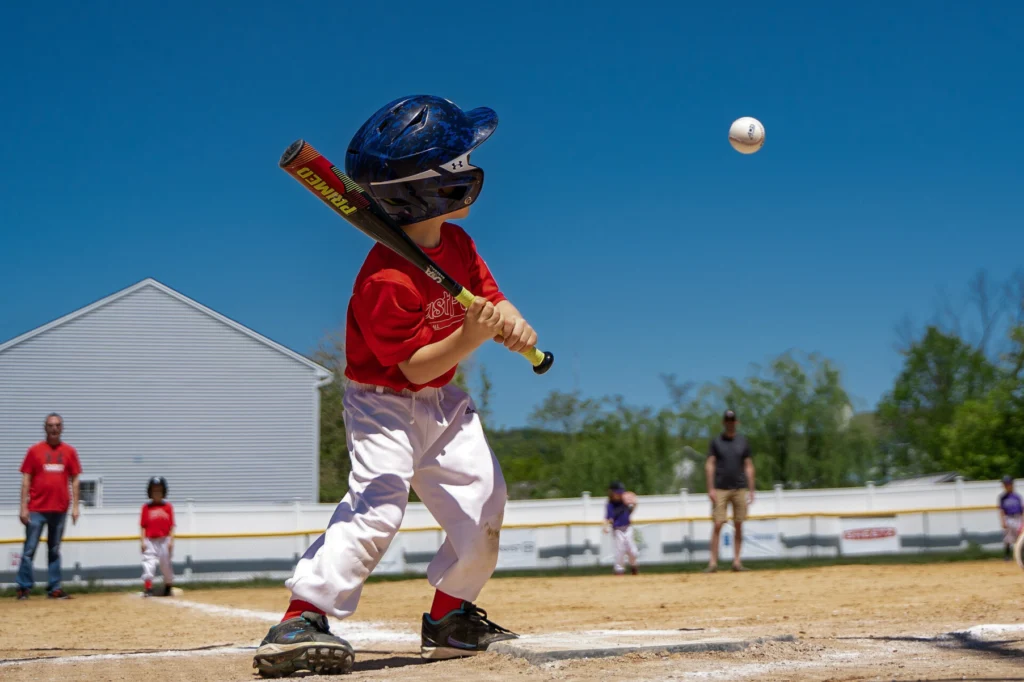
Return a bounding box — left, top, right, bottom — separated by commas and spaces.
0, 279, 332, 507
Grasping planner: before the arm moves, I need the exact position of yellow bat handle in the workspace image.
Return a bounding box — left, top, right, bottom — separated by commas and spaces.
454, 289, 554, 374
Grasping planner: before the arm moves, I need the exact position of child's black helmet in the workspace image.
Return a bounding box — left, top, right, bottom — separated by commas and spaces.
147, 476, 168, 497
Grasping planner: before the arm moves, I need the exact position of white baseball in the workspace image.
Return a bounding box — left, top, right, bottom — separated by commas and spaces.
729, 117, 765, 155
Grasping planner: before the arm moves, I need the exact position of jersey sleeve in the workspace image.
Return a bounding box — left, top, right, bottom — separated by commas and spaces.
19, 449, 38, 476
742, 439, 752, 460
706, 439, 716, 460
458, 228, 505, 305
68, 447, 82, 476
350, 271, 433, 366
169, 504, 176, 529
140, 504, 149, 528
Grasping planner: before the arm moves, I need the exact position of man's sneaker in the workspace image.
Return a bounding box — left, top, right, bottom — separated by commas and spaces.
421, 602, 518, 660
253, 611, 354, 678
15, 588, 29, 600
47, 589, 72, 600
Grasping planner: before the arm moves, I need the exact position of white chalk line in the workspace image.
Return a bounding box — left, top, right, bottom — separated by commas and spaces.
151, 596, 420, 644
0, 646, 254, 667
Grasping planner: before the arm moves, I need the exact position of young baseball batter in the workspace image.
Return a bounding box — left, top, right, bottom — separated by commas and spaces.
254, 96, 538, 677
999, 475, 1022, 561
140, 476, 175, 597
604, 481, 639, 575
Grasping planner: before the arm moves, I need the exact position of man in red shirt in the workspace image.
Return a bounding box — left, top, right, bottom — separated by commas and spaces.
15, 413, 82, 600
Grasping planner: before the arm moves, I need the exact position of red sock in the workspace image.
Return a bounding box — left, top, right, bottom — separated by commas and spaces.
144, 579, 152, 591
282, 599, 324, 622
429, 590, 464, 621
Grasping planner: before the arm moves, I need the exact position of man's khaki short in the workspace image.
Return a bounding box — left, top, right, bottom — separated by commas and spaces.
712, 488, 748, 524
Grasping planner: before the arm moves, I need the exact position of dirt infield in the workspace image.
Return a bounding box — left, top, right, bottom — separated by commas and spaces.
2, 560, 1023, 681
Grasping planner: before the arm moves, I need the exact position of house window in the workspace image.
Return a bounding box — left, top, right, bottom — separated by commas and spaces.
79, 478, 102, 508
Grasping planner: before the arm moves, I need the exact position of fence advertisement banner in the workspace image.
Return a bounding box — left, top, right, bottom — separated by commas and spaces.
719, 519, 782, 560
839, 516, 900, 555
495, 528, 538, 570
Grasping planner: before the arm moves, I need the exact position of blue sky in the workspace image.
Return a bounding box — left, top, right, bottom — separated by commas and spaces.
1, 2, 1021, 427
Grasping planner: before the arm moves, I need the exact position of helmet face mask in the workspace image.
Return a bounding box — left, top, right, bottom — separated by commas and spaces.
371, 165, 484, 224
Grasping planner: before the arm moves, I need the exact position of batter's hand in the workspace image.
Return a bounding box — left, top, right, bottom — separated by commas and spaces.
708, 489, 718, 505
463, 298, 503, 346
495, 316, 538, 354
747, 490, 755, 505
168, 539, 174, 556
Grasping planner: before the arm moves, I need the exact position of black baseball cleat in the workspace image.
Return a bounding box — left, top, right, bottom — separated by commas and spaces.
421, 602, 518, 660
163, 584, 173, 597
253, 611, 354, 678
15, 588, 29, 600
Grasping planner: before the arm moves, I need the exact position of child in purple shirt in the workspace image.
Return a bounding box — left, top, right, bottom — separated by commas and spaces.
604, 481, 639, 575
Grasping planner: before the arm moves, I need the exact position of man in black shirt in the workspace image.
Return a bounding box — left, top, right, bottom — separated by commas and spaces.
704, 409, 756, 572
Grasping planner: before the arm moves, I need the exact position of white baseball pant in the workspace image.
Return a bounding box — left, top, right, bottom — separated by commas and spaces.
613, 526, 638, 574
1005, 516, 1023, 545
287, 382, 507, 620
142, 536, 174, 584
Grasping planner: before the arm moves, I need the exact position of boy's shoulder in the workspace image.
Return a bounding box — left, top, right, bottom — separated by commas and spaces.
356, 244, 417, 283
441, 221, 478, 251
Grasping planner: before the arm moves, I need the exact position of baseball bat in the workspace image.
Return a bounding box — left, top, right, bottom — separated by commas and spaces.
279, 139, 554, 375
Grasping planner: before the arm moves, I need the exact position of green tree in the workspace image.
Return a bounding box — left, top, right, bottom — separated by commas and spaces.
940, 389, 1015, 479
940, 323, 1024, 480
477, 364, 494, 427
310, 333, 350, 502
877, 326, 999, 477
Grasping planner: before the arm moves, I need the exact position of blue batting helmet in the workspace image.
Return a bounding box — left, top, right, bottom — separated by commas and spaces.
344, 95, 498, 226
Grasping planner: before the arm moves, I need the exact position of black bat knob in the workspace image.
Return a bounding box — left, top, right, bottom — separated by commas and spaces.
533, 351, 555, 375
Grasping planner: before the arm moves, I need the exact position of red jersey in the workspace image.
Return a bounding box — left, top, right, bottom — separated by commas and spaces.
345, 222, 505, 391
20, 441, 82, 513
140, 501, 175, 538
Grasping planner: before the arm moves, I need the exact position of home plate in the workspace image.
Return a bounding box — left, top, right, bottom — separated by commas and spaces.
489, 629, 796, 664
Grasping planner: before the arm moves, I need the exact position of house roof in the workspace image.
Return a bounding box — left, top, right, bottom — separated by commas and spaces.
0, 278, 332, 383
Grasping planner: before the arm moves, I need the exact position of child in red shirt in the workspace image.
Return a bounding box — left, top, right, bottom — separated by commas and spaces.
254, 96, 540, 678
140, 476, 175, 597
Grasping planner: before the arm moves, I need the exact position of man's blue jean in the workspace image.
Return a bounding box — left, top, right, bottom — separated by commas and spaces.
16, 512, 67, 592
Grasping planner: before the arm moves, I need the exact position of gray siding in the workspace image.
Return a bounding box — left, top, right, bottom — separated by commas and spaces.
0, 283, 326, 507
